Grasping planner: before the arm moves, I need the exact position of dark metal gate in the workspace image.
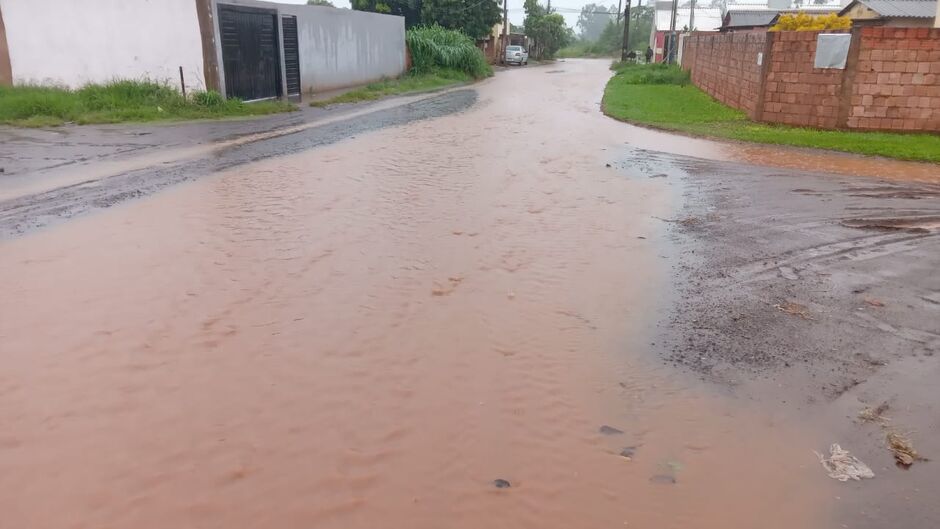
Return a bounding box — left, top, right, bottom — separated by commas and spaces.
219, 5, 281, 101
281, 16, 301, 99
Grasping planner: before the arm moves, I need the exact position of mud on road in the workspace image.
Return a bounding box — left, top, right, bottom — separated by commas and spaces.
2, 58, 939, 529
0, 90, 477, 239
621, 148, 940, 528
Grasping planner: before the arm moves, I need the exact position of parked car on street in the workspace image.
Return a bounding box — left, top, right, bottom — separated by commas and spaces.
504, 45, 528, 66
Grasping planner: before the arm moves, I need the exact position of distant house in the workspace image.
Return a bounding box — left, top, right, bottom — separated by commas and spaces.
720, 8, 781, 32
477, 21, 529, 64
650, 1, 723, 62
720, 5, 844, 32
839, 0, 938, 27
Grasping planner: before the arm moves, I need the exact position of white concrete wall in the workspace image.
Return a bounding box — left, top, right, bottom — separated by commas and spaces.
283, 4, 406, 93
217, 0, 407, 94
0, 0, 205, 91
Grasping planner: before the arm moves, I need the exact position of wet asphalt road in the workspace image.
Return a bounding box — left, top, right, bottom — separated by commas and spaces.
1, 59, 939, 528
0, 90, 477, 238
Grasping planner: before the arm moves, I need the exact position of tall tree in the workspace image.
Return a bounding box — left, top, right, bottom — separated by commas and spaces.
524, 0, 571, 59
421, 0, 503, 40
577, 4, 617, 42
307, 0, 335, 6
351, 0, 423, 27
627, 4, 653, 51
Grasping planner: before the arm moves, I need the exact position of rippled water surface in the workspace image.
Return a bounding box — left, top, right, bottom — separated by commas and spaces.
1, 61, 835, 528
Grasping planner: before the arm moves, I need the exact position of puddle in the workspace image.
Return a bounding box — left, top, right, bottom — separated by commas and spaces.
841, 215, 940, 232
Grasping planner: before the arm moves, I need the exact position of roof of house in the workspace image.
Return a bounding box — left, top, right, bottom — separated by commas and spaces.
654, 7, 724, 31
722, 8, 781, 28
839, 0, 938, 18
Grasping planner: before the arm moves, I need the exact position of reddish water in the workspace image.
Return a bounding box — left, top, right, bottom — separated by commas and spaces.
0, 60, 840, 528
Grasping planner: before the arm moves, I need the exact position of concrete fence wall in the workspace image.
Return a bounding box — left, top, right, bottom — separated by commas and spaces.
0, 0, 407, 96
682, 32, 768, 118
0, 0, 207, 91
762, 31, 848, 129
682, 27, 940, 132
282, 3, 406, 93
216, 0, 406, 94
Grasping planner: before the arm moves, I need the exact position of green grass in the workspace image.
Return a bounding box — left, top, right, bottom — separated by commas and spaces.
602, 64, 940, 163
310, 69, 472, 108
0, 81, 295, 127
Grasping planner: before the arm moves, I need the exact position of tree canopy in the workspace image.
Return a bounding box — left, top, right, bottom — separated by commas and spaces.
352, 0, 501, 39
577, 4, 617, 42
421, 0, 502, 40
350, 0, 423, 28
524, 0, 572, 59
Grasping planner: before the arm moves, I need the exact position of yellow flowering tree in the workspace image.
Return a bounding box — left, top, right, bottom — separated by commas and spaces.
770, 13, 852, 31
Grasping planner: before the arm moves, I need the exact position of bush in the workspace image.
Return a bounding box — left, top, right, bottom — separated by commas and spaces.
406, 25, 492, 79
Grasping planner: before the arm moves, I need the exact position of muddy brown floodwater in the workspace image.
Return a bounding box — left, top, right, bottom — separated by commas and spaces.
4, 59, 919, 528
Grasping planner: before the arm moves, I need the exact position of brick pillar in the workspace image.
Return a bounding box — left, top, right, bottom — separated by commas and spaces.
836, 27, 863, 129
753, 32, 775, 122
0, 3, 13, 86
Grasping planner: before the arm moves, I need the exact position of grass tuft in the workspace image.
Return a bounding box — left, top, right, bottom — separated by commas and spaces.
0, 81, 294, 127
311, 69, 471, 108
602, 64, 940, 163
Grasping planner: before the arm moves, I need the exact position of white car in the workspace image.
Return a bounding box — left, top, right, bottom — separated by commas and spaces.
504, 45, 528, 66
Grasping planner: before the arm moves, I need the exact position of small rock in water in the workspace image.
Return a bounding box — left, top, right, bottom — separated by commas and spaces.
649, 474, 676, 484
493, 478, 511, 489
619, 447, 637, 459
599, 425, 624, 435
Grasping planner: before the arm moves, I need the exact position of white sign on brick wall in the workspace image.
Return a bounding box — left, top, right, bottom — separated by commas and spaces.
815, 33, 851, 69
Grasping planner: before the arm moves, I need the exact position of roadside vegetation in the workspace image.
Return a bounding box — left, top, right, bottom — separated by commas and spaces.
310, 69, 472, 107
603, 63, 940, 163
312, 25, 489, 108
0, 81, 294, 127
406, 25, 492, 79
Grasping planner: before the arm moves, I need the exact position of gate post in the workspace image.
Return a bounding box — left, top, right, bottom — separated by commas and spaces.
195, 0, 222, 93
0, 4, 13, 87
836, 27, 863, 129
753, 31, 775, 122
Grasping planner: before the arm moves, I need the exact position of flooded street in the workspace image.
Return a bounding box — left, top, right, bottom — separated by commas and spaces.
0, 60, 936, 528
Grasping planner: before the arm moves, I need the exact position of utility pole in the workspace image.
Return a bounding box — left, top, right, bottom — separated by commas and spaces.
617, 0, 623, 23
667, 0, 678, 64
620, 0, 632, 62
689, 0, 696, 33
547, 0, 551, 12
502, 0, 508, 64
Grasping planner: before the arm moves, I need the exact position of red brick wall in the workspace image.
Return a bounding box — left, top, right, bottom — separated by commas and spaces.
761, 31, 846, 129
682, 32, 767, 119
849, 27, 940, 131
681, 28, 940, 132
